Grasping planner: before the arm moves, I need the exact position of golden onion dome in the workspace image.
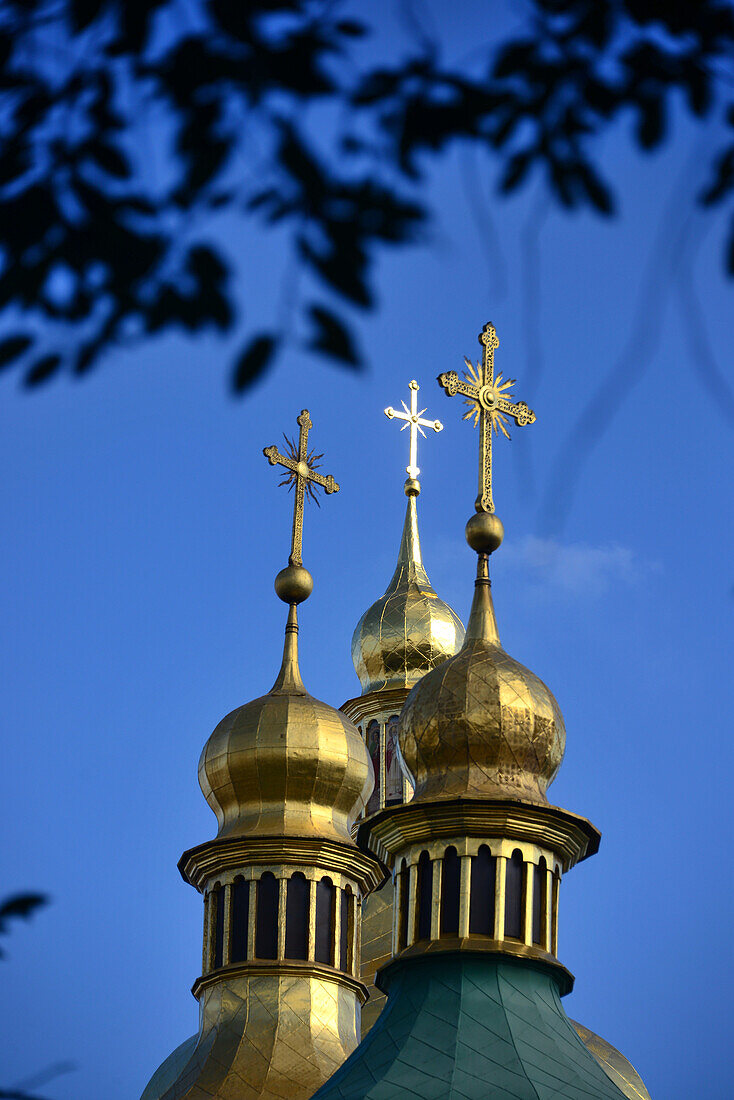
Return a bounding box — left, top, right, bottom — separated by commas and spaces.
352, 482, 464, 695
399, 552, 565, 804
572, 1021, 652, 1100
199, 601, 373, 842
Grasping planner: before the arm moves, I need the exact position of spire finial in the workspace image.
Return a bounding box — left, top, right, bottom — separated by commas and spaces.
385, 380, 443, 495
264, 408, 339, 603
438, 322, 536, 550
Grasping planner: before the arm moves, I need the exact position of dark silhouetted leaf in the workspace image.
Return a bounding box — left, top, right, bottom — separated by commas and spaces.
232, 334, 278, 393
700, 147, 734, 206
71, 0, 106, 32
0, 334, 33, 370
637, 96, 666, 150
499, 150, 533, 193
74, 342, 102, 375
0, 893, 48, 938
493, 40, 536, 79
24, 353, 62, 387
576, 163, 615, 215
308, 305, 360, 367
90, 141, 130, 179
335, 20, 367, 37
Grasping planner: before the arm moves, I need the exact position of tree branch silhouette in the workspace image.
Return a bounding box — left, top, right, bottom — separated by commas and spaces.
0, 0, 732, 392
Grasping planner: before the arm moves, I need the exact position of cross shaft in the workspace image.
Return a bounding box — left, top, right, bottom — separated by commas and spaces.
385, 380, 443, 481
437, 322, 535, 513
263, 409, 339, 567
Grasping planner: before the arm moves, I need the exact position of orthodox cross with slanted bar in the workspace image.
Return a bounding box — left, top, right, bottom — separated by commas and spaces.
263, 409, 339, 567
437, 322, 536, 513
385, 380, 443, 482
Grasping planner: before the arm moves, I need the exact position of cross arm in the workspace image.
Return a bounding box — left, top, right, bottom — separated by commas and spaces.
437, 371, 478, 400
308, 469, 340, 494
495, 398, 536, 426
263, 445, 298, 471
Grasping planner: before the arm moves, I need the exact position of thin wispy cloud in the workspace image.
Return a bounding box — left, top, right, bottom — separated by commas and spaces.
501, 536, 652, 597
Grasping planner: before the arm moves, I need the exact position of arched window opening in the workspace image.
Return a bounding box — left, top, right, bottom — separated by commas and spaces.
213, 884, 225, 969
255, 872, 279, 959
385, 715, 403, 806
285, 872, 309, 960
315, 876, 335, 965
532, 858, 547, 947
469, 845, 496, 937
504, 850, 524, 940
398, 861, 409, 951
440, 847, 460, 936
366, 721, 381, 814
417, 851, 433, 941
339, 888, 352, 972
231, 877, 249, 964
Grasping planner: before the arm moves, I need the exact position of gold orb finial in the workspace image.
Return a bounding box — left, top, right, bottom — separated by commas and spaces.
274, 564, 313, 604
465, 511, 504, 554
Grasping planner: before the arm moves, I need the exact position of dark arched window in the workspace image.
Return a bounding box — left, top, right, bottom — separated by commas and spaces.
315, 877, 335, 965
504, 850, 524, 940
339, 888, 352, 972
440, 847, 460, 936
231, 877, 249, 963
417, 851, 433, 941
532, 858, 547, 947
285, 873, 309, 960
398, 861, 409, 951
255, 872, 279, 959
366, 720, 381, 814
385, 714, 402, 805
469, 845, 496, 937
212, 884, 224, 969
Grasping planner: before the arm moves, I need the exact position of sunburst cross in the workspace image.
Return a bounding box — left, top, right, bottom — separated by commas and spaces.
263, 409, 339, 567
437, 322, 536, 514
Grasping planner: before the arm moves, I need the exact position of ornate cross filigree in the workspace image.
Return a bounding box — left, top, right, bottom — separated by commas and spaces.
385, 380, 443, 481
437, 322, 536, 513
263, 409, 339, 567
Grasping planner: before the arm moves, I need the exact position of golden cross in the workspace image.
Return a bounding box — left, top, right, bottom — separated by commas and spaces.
437, 322, 536, 514
263, 409, 339, 567
385, 380, 443, 481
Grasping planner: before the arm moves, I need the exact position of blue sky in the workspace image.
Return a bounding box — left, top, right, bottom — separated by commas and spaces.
2, 4, 733, 1099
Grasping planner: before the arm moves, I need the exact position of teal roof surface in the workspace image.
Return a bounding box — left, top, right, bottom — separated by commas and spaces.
312, 954, 627, 1099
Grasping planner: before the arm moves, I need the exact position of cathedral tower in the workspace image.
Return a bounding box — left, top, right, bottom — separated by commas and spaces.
342, 381, 464, 1030
141, 411, 383, 1100
316, 324, 651, 1099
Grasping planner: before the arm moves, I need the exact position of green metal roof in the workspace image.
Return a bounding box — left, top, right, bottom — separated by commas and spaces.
312, 954, 628, 1099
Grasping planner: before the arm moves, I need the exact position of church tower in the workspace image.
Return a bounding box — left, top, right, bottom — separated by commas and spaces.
316, 324, 651, 1099
140, 411, 383, 1100
342, 381, 464, 1031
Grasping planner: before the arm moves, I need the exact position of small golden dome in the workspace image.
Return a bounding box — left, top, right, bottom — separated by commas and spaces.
352, 484, 464, 694
199, 604, 373, 842
572, 1020, 652, 1100
399, 553, 565, 804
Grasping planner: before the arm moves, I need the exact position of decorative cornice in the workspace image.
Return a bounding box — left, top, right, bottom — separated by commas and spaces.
340, 686, 411, 725
191, 957, 369, 1003
376, 939, 575, 997
358, 797, 600, 873
179, 833, 387, 893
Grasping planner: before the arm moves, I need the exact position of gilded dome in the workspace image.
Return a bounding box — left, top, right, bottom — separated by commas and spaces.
399, 553, 565, 804
199, 605, 373, 842
352, 485, 464, 694
572, 1020, 652, 1100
